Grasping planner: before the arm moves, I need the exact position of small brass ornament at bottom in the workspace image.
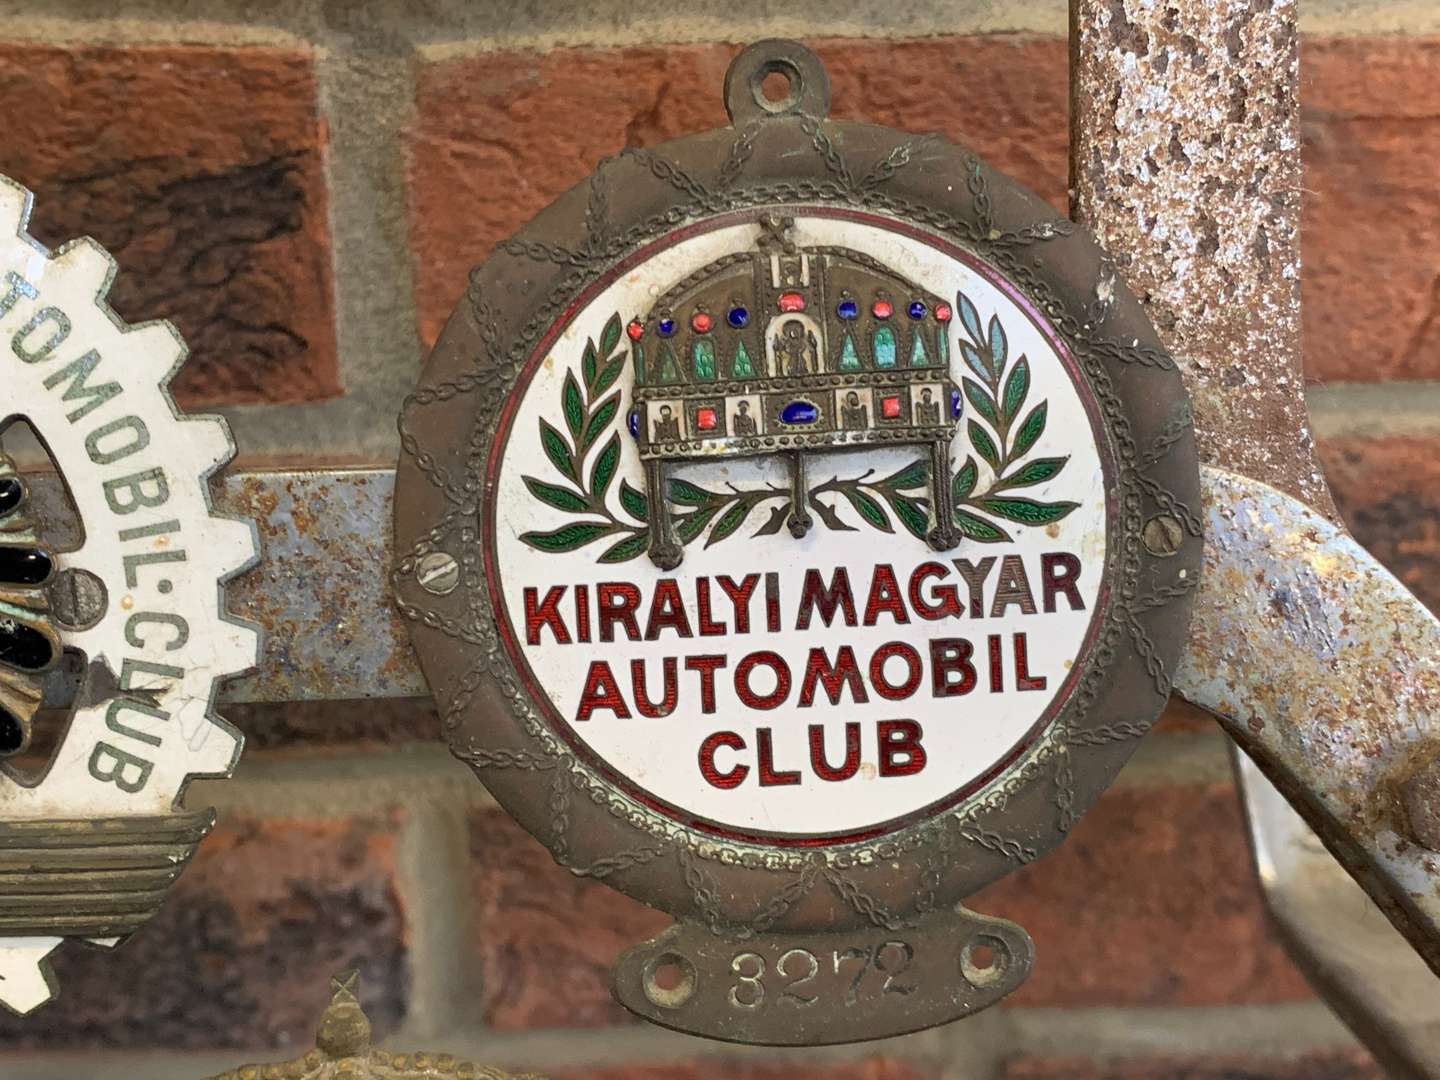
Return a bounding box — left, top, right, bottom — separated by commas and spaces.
206, 971, 545, 1080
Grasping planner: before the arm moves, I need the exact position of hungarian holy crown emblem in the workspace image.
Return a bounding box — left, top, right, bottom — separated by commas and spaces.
626, 212, 965, 565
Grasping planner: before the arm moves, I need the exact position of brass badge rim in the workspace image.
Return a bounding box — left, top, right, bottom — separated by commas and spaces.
393, 41, 1202, 937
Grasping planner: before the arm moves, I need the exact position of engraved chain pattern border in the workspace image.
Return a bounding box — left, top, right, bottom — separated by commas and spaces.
393, 130, 1194, 927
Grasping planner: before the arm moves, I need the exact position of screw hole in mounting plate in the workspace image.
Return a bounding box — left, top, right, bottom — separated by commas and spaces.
724, 39, 832, 124
641, 951, 697, 1009
960, 934, 1010, 988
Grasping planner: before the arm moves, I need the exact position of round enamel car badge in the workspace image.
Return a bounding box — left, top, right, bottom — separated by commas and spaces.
394, 41, 1201, 1045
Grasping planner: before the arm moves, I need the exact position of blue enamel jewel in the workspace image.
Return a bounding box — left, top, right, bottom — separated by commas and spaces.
781, 400, 819, 425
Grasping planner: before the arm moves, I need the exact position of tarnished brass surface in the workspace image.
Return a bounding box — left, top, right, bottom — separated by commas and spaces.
0, 811, 214, 937
206, 972, 544, 1080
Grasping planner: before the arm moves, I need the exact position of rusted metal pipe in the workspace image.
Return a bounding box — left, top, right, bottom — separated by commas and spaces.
1072, 0, 1440, 1069
1070, 0, 1332, 514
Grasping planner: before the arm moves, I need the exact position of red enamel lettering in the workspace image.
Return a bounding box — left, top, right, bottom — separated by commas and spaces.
877, 719, 927, 777
644, 578, 694, 639
1041, 552, 1085, 612
717, 573, 759, 633
574, 660, 631, 721
735, 650, 792, 710
1014, 632, 1048, 691
798, 645, 869, 706
631, 657, 679, 717
930, 638, 977, 697
699, 731, 748, 789
597, 582, 642, 641
862, 564, 909, 626
869, 641, 922, 701
524, 585, 571, 646
684, 654, 728, 714
757, 728, 801, 786
809, 722, 861, 782
909, 562, 962, 620
795, 567, 856, 629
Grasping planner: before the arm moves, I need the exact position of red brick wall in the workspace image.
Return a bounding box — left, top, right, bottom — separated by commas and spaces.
0, 42, 340, 406
1, 16, 1435, 1080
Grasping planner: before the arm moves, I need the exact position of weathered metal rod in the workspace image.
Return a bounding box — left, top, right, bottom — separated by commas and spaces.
1071, 0, 1440, 1069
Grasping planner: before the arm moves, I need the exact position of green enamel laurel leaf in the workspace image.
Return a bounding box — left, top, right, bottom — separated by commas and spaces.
957, 291, 983, 345
980, 496, 1079, 525
884, 459, 929, 491
1013, 401, 1048, 458
969, 420, 1000, 470
590, 432, 621, 498
593, 356, 625, 398
540, 419, 578, 483
844, 487, 894, 532
619, 479, 648, 521
521, 521, 613, 553
887, 493, 930, 540
1002, 356, 1030, 422
675, 504, 721, 544
598, 531, 649, 563
562, 371, 585, 439
952, 456, 978, 503
581, 341, 598, 396
999, 455, 1068, 490
583, 392, 621, 449
954, 509, 1012, 543
961, 342, 989, 381
706, 500, 753, 547
987, 314, 1008, 375
600, 313, 623, 360
964, 379, 999, 426
523, 476, 590, 513
668, 478, 714, 506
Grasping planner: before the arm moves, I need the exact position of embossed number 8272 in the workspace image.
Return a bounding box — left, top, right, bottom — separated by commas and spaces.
728, 941, 915, 1009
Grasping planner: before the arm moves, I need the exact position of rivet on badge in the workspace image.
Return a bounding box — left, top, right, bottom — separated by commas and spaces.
393, 40, 1201, 1045
0, 175, 260, 1013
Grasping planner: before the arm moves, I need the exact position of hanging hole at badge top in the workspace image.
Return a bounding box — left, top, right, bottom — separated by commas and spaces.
725, 39, 832, 123
755, 61, 800, 113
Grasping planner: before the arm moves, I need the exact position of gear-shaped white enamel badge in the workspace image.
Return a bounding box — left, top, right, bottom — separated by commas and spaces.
0, 175, 260, 1013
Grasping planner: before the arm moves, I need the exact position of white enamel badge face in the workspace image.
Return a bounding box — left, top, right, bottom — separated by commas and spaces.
0, 176, 259, 1013
488, 214, 1111, 842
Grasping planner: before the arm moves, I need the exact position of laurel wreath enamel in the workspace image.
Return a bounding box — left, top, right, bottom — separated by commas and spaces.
0, 175, 260, 1013
393, 40, 1201, 1043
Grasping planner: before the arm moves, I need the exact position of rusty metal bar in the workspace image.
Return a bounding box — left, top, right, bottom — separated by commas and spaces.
1179, 468, 1440, 976
1238, 755, 1440, 1078
1070, 0, 1332, 514
1072, 0, 1440, 1069
28, 468, 423, 704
